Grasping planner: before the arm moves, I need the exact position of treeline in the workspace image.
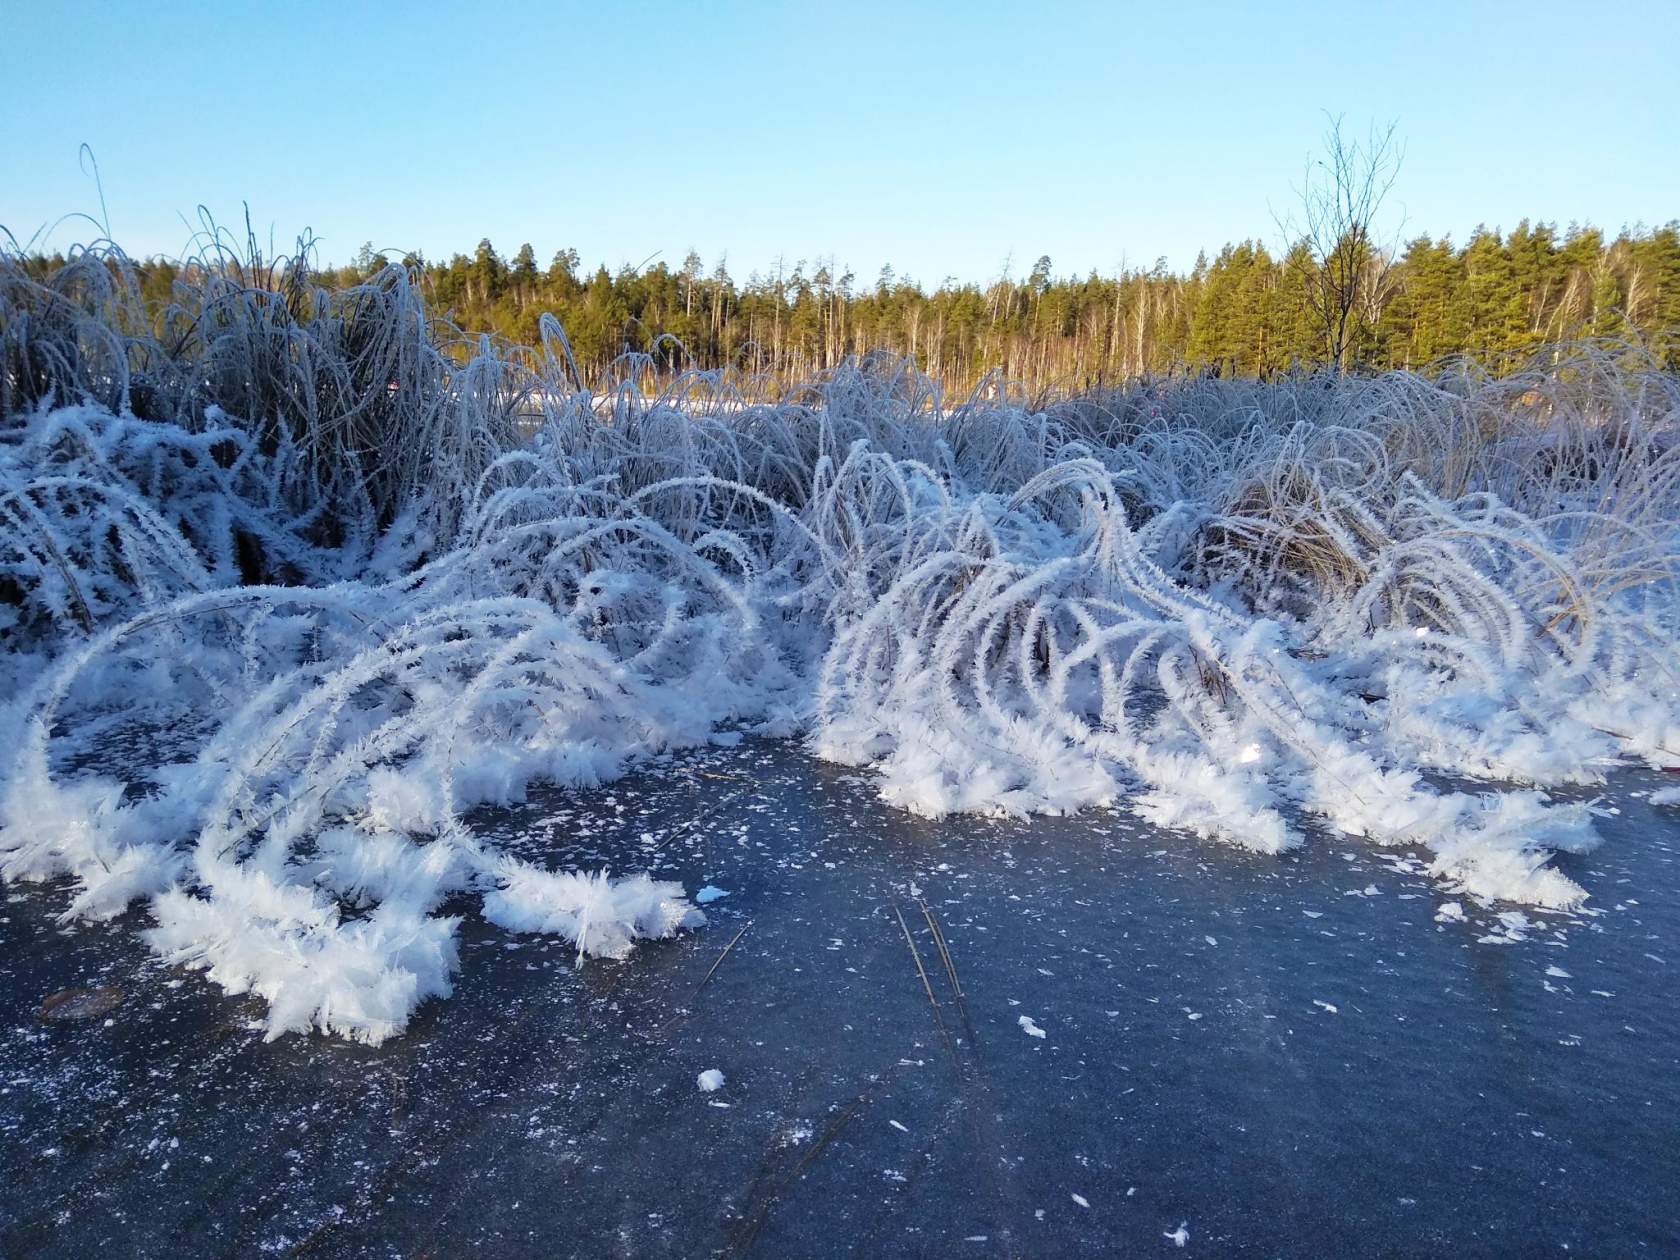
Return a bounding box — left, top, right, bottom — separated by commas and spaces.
64, 220, 1680, 391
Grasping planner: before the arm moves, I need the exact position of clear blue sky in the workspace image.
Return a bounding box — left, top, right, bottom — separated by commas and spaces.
2, 0, 1675, 284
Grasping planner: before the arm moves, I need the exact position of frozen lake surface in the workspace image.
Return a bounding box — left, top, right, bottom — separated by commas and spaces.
2, 740, 1677, 1257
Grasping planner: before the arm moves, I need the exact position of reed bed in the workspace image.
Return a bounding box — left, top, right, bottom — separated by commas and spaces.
3, 238, 1676, 1041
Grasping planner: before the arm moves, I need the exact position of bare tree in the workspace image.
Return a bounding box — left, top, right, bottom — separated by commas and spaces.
1281, 116, 1404, 372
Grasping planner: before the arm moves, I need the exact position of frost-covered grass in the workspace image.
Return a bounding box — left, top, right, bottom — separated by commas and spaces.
3, 240, 1678, 1042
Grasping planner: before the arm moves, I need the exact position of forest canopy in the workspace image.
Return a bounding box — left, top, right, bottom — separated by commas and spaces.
20, 218, 1680, 393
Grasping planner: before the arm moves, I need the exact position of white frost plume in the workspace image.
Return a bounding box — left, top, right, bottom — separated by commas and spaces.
483, 865, 705, 963
147, 863, 460, 1045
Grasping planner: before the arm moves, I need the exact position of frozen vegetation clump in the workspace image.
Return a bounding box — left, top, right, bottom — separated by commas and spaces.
2, 235, 1678, 1040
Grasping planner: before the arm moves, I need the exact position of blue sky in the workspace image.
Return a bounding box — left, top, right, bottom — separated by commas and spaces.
2, 0, 1675, 284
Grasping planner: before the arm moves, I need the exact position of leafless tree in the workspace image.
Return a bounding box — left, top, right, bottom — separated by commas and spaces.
1281, 116, 1404, 372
